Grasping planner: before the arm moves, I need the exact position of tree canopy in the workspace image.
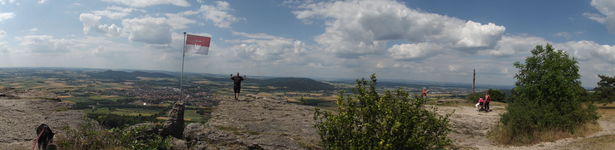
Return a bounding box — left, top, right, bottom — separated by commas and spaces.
593, 75, 615, 104
499, 44, 598, 144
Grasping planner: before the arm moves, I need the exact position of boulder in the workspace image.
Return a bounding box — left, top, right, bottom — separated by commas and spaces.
160, 101, 185, 138
170, 137, 188, 150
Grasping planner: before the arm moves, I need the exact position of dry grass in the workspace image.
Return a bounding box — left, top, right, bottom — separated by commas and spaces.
553, 134, 615, 150
489, 122, 601, 146
533, 122, 601, 142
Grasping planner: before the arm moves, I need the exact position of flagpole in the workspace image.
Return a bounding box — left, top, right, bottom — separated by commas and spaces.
180, 32, 187, 102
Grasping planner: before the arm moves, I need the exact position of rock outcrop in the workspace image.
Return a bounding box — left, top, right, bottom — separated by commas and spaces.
0, 89, 83, 149
184, 95, 321, 149
161, 100, 185, 138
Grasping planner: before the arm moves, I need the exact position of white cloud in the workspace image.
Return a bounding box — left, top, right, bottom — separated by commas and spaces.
122, 16, 172, 44
388, 43, 443, 60
165, 13, 196, 29
557, 40, 615, 63
79, 13, 101, 33
584, 12, 606, 24
0, 12, 15, 22
293, 0, 505, 58
0, 0, 17, 5
480, 35, 547, 57
554, 32, 572, 39
92, 6, 136, 19
79, 8, 194, 44
0, 30, 5, 38
17, 35, 74, 53
189, 1, 241, 28
228, 32, 308, 63
589, 0, 615, 33
102, 0, 189, 7
28, 28, 38, 32
1, 35, 182, 70
79, 13, 122, 37
37, 0, 46, 4
448, 64, 458, 72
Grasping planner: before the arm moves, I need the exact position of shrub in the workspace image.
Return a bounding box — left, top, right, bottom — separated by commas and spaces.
56, 121, 117, 149
87, 113, 157, 129
592, 75, 615, 104
314, 74, 451, 149
488, 89, 506, 102
498, 44, 599, 144
465, 92, 483, 103
465, 89, 506, 103
114, 124, 172, 150
56, 120, 171, 150
56, 119, 171, 150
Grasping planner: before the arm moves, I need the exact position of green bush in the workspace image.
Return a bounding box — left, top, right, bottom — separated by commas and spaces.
57, 119, 171, 150
593, 75, 615, 104
465, 89, 506, 103
499, 44, 599, 144
314, 74, 451, 149
488, 89, 506, 102
466, 92, 482, 103
57, 121, 116, 149
114, 125, 172, 150
87, 113, 158, 129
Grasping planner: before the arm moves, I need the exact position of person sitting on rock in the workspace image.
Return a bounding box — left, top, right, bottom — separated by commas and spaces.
34, 124, 54, 150
476, 97, 484, 111
230, 72, 245, 100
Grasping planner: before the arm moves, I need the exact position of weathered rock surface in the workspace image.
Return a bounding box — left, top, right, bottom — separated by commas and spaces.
0, 88, 83, 149
185, 95, 321, 149
161, 100, 186, 138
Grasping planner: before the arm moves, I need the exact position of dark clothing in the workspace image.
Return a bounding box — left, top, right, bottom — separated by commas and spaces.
485, 102, 490, 111
231, 76, 244, 93
36, 124, 54, 150
233, 86, 241, 93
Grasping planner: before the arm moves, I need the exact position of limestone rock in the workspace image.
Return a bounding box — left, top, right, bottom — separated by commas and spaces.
161, 101, 185, 138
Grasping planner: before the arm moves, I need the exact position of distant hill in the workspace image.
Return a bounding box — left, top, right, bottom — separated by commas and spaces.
259, 77, 335, 91
88, 70, 173, 81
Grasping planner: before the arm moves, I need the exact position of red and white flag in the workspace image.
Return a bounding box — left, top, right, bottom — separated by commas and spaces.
185, 34, 211, 55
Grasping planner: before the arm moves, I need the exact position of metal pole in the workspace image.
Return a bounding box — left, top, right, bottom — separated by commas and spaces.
180, 32, 187, 102
472, 69, 476, 93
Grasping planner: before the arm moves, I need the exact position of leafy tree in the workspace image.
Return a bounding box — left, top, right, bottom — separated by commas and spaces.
314, 74, 451, 149
465, 89, 507, 103
499, 44, 598, 144
593, 75, 615, 104
465, 92, 483, 103
488, 89, 506, 102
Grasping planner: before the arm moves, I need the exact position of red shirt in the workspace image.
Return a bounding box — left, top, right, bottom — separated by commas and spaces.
485, 95, 491, 103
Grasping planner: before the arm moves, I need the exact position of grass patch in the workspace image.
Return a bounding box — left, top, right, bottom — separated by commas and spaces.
489, 122, 601, 145
296, 97, 336, 107
88, 107, 161, 117
54, 106, 70, 112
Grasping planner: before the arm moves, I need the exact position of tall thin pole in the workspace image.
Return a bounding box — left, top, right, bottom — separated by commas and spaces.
180, 32, 187, 102
472, 69, 476, 93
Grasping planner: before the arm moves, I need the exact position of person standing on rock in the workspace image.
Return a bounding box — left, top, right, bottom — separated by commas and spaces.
484, 92, 491, 112
230, 72, 245, 100
421, 87, 429, 98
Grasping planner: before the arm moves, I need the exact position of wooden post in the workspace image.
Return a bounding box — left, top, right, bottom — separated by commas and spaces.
472, 69, 476, 93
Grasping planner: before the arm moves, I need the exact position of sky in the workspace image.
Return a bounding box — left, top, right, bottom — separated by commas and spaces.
0, 0, 615, 87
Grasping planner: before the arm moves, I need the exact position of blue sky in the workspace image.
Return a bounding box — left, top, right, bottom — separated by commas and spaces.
0, 0, 614, 87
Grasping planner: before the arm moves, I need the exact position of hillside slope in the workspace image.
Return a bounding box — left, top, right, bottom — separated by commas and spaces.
260, 77, 335, 91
